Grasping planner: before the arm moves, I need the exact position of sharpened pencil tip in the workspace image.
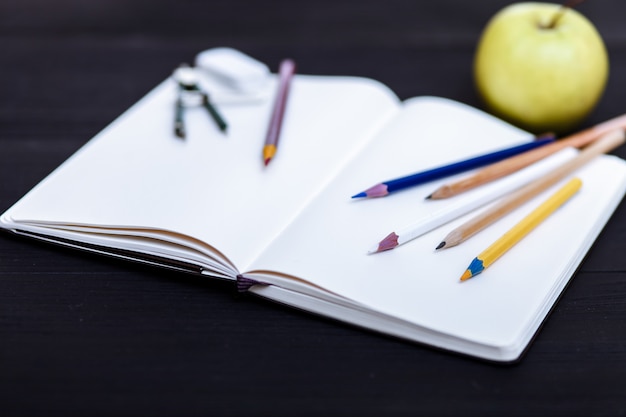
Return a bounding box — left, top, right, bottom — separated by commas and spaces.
460, 258, 484, 281
368, 232, 399, 254
435, 241, 446, 250
424, 194, 432, 200
351, 183, 389, 199
263, 145, 276, 167
460, 269, 473, 281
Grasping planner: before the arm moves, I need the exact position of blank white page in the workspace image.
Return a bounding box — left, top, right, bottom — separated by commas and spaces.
249, 96, 626, 350
3, 75, 400, 272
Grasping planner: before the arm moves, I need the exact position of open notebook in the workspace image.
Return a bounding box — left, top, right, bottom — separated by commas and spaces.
3, 58, 626, 362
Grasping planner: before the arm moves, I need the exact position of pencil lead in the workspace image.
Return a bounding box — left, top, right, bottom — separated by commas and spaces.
351, 183, 389, 199
435, 241, 446, 250
460, 257, 485, 281
368, 232, 399, 254
424, 193, 432, 200
263, 145, 276, 167
460, 269, 473, 281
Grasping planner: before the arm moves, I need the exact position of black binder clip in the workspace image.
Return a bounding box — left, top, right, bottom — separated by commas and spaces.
172, 63, 228, 138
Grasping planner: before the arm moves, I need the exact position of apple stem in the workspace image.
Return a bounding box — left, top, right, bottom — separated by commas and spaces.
544, 0, 587, 29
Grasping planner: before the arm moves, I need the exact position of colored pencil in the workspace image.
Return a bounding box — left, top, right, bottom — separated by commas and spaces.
460, 177, 582, 281
367, 147, 577, 254
428, 113, 626, 200
263, 59, 296, 166
437, 128, 625, 250
351, 135, 555, 199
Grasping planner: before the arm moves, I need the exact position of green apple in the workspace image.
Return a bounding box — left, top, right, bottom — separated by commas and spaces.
474, 2, 609, 133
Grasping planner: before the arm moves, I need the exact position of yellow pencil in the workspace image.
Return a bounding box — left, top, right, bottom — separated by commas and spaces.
460, 177, 582, 281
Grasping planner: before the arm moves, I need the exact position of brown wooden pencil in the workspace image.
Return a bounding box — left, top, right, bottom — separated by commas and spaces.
427, 113, 626, 200
435, 128, 625, 250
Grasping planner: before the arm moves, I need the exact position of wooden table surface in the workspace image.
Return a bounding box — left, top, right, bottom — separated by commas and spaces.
1, 1, 626, 416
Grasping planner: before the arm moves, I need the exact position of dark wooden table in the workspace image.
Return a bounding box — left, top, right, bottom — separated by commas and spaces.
2, 1, 626, 416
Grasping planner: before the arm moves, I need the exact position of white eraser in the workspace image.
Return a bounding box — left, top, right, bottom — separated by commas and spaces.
194, 47, 270, 94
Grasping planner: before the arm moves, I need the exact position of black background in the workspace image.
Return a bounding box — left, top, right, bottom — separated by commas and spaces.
1, 1, 626, 416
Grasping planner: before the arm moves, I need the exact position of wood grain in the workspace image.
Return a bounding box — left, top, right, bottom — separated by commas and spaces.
1, 1, 626, 416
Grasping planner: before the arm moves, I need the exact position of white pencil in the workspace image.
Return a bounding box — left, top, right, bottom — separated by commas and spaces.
367, 146, 578, 254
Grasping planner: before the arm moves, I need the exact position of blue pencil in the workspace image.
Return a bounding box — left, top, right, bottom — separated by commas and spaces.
350, 135, 555, 199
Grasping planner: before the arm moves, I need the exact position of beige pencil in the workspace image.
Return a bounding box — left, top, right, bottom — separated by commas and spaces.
428, 113, 626, 200
436, 128, 625, 250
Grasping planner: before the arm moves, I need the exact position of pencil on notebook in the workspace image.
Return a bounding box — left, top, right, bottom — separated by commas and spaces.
437, 128, 625, 250
263, 59, 296, 166
350, 135, 555, 199
366, 146, 577, 254
460, 177, 582, 281
428, 113, 626, 200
